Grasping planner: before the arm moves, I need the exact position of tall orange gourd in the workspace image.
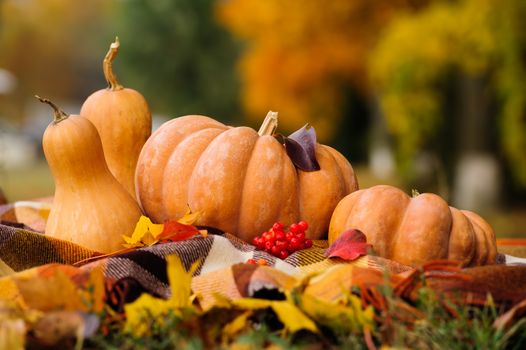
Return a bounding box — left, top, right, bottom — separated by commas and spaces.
80, 37, 151, 200
39, 96, 142, 253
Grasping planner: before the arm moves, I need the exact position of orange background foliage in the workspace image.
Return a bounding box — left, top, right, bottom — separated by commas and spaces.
216, 0, 427, 139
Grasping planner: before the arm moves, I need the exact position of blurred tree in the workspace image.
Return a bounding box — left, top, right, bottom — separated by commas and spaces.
115, 0, 241, 121
216, 0, 429, 139
369, 0, 526, 189
0, 0, 115, 123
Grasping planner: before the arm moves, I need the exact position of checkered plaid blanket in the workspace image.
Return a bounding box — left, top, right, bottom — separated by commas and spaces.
1, 198, 525, 311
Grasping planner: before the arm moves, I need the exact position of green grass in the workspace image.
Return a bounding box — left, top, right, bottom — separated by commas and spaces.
84, 286, 526, 350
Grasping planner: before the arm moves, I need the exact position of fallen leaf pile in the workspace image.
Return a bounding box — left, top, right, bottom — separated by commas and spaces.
123, 208, 205, 248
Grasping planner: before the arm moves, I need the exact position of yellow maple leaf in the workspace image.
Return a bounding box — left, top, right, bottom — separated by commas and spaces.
223, 310, 252, 337
271, 300, 318, 334
123, 293, 173, 336
232, 298, 274, 310
233, 298, 318, 334
166, 255, 200, 308
177, 206, 202, 226
123, 254, 198, 336
298, 292, 374, 334
122, 215, 164, 248
15, 269, 85, 312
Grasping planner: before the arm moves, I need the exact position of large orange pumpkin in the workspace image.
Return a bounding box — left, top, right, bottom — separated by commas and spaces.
136, 113, 358, 241
328, 185, 497, 267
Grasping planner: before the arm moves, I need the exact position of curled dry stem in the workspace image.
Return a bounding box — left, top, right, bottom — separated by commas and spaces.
103, 37, 124, 91
35, 95, 68, 124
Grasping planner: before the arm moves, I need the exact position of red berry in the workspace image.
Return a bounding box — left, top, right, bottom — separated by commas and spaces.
258, 241, 266, 250
275, 231, 286, 241
265, 241, 273, 251
275, 240, 287, 251
263, 234, 275, 246
247, 258, 256, 264
289, 237, 300, 251
272, 222, 284, 231
304, 239, 313, 248
271, 245, 281, 256
285, 232, 294, 241
298, 220, 308, 232
289, 223, 300, 234
255, 236, 264, 247
279, 250, 289, 259
296, 232, 305, 242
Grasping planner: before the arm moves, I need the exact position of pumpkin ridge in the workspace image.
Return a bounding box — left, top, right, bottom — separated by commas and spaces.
304, 145, 346, 235
447, 207, 477, 266
395, 192, 452, 265
169, 127, 227, 217
297, 145, 357, 237
136, 116, 227, 221
338, 192, 359, 234
320, 145, 351, 200
463, 210, 497, 264
467, 217, 488, 265
375, 186, 411, 258
187, 126, 258, 234
280, 141, 300, 226
328, 189, 362, 243
322, 145, 359, 193
461, 210, 497, 265
237, 134, 298, 239
234, 129, 263, 235
344, 186, 410, 258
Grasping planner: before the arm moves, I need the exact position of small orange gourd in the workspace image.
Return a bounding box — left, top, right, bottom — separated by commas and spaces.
328, 185, 498, 267
80, 37, 151, 200
136, 112, 359, 242
39, 96, 142, 253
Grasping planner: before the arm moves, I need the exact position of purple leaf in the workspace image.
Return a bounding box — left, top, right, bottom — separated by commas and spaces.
278, 124, 320, 171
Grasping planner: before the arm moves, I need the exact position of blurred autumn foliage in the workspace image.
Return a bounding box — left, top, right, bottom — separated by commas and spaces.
1, 0, 526, 211
0, 0, 115, 122
370, 0, 526, 186
0, 0, 240, 124
216, 0, 429, 140
114, 0, 241, 120
217, 0, 526, 196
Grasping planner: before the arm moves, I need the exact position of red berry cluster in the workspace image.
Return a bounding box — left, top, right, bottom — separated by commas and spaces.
252, 221, 313, 259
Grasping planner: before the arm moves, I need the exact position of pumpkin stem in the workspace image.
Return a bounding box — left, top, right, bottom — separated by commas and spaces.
412, 189, 420, 198
103, 37, 124, 91
258, 111, 279, 136
35, 95, 68, 124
